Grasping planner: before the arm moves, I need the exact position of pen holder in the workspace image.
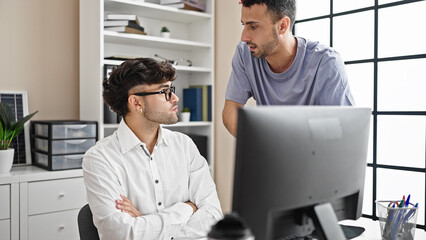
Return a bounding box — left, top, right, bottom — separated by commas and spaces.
376, 200, 419, 240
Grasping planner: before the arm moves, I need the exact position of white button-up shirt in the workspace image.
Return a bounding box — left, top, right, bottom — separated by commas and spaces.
82, 120, 223, 240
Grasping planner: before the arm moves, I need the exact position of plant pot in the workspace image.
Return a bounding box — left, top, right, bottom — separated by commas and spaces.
0, 148, 14, 173
161, 32, 170, 38
180, 112, 191, 122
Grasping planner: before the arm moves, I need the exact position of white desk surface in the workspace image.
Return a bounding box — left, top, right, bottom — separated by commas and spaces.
340, 217, 426, 239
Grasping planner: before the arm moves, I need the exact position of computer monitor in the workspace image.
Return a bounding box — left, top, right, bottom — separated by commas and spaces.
232, 106, 371, 240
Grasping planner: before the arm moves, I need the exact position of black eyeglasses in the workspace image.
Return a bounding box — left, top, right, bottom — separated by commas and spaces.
133, 85, 175, 101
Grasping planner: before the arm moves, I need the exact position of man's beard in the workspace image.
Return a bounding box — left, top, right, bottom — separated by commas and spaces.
249, 28, 279, 58
143, 104, 178, 125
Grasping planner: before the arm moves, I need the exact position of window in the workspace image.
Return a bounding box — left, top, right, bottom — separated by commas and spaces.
295, 0, 426, 228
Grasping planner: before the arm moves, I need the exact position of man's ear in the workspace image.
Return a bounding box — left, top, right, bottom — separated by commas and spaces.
278, 16, 291, 34
128, 95, 143, 114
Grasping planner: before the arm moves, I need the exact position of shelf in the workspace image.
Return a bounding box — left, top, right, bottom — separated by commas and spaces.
104, 31, 212, 50
103, 59, 212, 73
104, 0, 212, 23
104, 122, 212, 129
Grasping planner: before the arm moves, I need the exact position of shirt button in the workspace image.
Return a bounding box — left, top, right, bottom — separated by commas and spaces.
171, 238, 174, 240
158, 202, 162, 206
155, 180, 159, 184
150, 157, 153, 161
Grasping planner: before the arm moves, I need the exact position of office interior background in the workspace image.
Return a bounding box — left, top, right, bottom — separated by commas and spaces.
1, 0, 425, 231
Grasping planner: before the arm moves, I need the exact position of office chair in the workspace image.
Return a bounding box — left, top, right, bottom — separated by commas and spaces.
78, 204, 100, 240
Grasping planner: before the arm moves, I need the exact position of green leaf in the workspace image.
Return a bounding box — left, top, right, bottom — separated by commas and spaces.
0, 103, 15, 128
10, 111, 38, 136
0, 102, 38, 149
0, 120, 3, 139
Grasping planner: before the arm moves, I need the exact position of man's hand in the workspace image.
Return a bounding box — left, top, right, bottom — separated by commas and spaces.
222, 100, 244, 137
185, 201, 198, 214
116, 194, 142, 217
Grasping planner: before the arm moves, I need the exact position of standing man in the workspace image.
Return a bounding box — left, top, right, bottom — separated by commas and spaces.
83, 58, 223, 239
223, 0, 354, 137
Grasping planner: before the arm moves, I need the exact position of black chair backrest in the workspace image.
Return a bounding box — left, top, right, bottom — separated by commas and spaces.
78, 204, 100, 240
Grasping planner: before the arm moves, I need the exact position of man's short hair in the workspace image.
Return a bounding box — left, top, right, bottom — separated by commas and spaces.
241, 0, 296, 30
103, 58, 176, 116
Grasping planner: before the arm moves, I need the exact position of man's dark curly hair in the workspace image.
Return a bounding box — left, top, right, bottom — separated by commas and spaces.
103, 58, 176, 117
241, 0, 296, 30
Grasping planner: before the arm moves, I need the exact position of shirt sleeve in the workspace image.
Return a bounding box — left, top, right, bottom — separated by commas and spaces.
314, 51, 355, 106
83, 149, 194, 240
177, 137, 224, 239
225, 42, 253, 104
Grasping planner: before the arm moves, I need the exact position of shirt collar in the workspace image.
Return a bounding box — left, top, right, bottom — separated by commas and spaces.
116, 120, 169, 154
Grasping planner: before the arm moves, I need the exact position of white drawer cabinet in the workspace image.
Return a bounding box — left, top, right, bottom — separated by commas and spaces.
28, 178, 86, 215
0, 184, 12, 240
0, 185, 10, 220
0, 219, 11, 240
28, 209, 80, 240
1, 166, 85, 240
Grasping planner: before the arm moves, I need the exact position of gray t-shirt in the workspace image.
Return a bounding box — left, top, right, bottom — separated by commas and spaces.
225, 37, 354, 106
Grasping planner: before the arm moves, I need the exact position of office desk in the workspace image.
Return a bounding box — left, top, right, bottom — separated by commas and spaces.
340, 217, 426, 239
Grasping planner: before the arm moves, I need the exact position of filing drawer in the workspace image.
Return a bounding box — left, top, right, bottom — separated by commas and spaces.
0, 185, 10, 220
28, 209, 79, 240
0, 219, 10, 240
33, 121, 97, 139
28, 178, 86, 215
34, 138, 96, 154
33, 152, 84, 171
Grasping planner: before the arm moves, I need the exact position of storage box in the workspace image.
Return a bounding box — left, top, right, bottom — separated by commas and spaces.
33, 122, 97, 139
30, 120, 98, 171
33, 152, 84, 171
34, 138, 96, 155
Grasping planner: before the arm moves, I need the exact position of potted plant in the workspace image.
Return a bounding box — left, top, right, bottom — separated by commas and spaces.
160, 26, 170, 38
180, 107, 191, 122
0, 102, 37, 173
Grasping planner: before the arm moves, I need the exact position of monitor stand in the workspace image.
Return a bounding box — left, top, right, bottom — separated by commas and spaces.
312, 203, 346, 240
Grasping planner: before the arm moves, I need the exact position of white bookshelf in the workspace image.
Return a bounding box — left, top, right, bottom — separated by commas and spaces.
79, 0, 215, 172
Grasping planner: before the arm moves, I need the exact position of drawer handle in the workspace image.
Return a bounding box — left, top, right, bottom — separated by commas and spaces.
58, 193, 65, 198
65, 124, 87, 129
64, 139, 88, 144
59, 225, 65, 230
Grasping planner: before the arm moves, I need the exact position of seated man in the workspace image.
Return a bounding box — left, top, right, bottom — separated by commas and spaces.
82, 58, 223, 239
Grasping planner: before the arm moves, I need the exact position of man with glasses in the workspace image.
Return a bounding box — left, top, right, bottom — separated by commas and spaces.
223, 0, 354, 137
82, 58, 223, 240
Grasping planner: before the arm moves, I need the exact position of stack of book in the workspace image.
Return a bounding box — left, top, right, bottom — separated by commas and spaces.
183, 85, 212, 121
160, 0, 206, 12
104, 13, 146, 35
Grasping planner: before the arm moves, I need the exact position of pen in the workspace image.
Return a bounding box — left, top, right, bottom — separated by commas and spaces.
405, 194, 411, 207
384, 202, 396, 238
402, 203, 418, 223
391, 197, 406, 240
399, 199, 405, 208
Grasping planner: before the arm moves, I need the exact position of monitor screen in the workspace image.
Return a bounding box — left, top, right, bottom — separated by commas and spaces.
232, 106, 371, 240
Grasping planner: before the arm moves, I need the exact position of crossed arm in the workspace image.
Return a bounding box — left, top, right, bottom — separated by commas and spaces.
116, 194, 198, 218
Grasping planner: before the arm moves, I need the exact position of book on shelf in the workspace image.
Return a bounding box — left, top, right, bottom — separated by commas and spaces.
104, 26, 147, 35
104, 20, 144, 29
104, 55, 139, 61
104, 20, 130, 27
183, 88, 203, 121
190, 85, 211, 121
104, 20, 145, 32
106, 13, 139, 22
162, 0, 206, 12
